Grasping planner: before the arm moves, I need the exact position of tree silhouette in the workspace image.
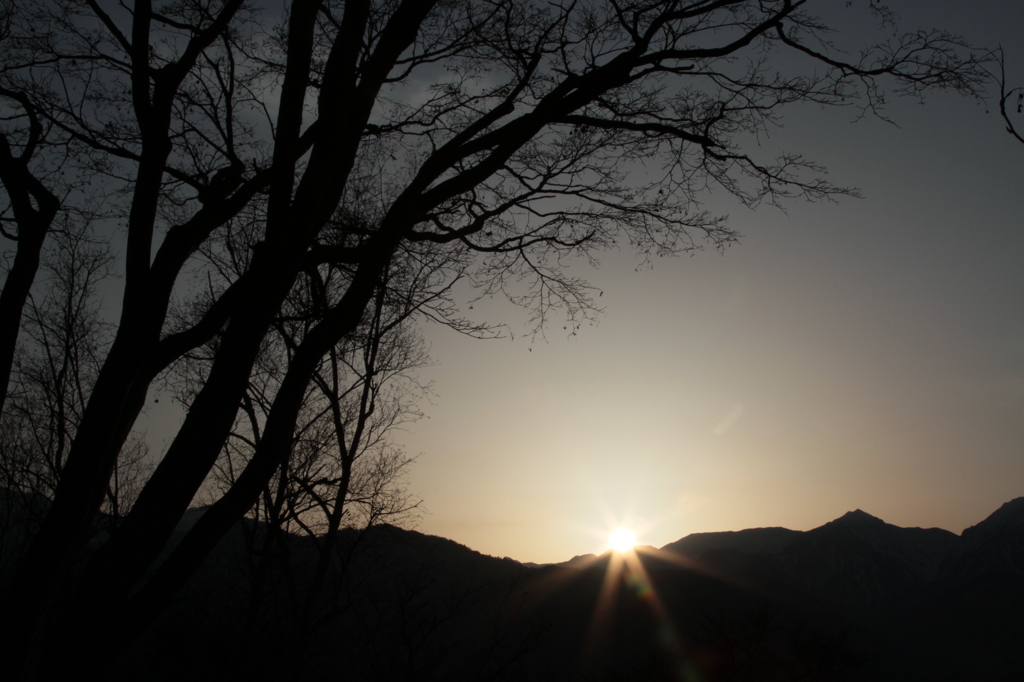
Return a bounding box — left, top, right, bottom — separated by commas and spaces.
0, 222, 151, 520
0, 0, 989, 678
189, 240, 429, 637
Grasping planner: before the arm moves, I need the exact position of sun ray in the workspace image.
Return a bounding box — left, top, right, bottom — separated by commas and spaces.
582, 551, 624, 661
620, 550, 694, 680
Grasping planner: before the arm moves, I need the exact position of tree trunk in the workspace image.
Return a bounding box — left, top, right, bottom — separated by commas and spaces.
0, 136, 59, 416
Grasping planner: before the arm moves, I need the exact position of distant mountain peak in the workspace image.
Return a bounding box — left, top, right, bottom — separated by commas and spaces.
803, 509, 895, 544
833, 509, 885, 525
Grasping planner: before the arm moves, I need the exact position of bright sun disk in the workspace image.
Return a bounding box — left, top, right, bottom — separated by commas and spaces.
607, 528, 636, 552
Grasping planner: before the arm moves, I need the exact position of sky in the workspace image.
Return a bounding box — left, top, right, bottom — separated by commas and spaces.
392, 1, 1024, 564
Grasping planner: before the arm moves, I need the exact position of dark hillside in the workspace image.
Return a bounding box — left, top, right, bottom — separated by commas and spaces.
4, 494, 1022, 680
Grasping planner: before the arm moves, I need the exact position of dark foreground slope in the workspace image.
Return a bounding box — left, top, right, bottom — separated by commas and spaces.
117, 524, 870, 682
4, 495, 1022, 681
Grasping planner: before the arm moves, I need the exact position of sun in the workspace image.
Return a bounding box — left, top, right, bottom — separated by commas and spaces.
607, 527, 637, 553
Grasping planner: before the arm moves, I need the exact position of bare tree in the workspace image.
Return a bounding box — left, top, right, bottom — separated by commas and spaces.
0, 221, 148, 526
1, 225, 111, 493
191, 238, 431, 637
0, 1, 989, 678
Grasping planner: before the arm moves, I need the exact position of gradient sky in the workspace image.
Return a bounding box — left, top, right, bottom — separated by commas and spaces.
391, 1, 1024, 564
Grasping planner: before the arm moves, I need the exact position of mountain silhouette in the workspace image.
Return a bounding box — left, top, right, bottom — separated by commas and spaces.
951, 497, 1024, 577
653, 500, 1024, 680
3, 492, 1022, 680
661, 525, 799, 558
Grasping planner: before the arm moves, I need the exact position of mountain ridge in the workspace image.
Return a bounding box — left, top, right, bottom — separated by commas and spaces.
4, 489, 1021, 680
